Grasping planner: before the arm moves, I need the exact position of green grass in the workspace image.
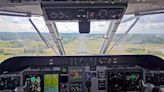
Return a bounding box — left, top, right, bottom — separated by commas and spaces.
0, 39, 164, 63
0, 54, 10, 62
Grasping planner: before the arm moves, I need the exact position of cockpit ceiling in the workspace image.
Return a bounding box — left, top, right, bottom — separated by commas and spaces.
126, 3, 164, 15
0, 0, 164, 16
0, 5, 43, 16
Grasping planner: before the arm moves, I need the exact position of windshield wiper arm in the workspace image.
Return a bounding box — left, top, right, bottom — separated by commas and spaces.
29, 19, 58, 55
100, 20, 121, 55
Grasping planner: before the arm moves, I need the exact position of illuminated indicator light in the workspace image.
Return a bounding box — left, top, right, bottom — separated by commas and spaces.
77, 15, 80, 17
61, 67, 67, 73
90, 12, 95, 17
83, 15, 87, 17
31, 77, 37, 81
37, 77, 41, 82
130, 74, 137, 81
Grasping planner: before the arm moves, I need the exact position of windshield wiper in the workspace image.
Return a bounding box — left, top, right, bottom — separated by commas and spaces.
29, 19, 58, 55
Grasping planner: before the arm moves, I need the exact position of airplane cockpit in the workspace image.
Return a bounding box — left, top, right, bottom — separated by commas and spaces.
0, 0, 164, 92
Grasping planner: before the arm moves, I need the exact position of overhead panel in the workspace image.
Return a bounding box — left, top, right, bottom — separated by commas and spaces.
41, 0, 128, 33
41, 1, 128, 21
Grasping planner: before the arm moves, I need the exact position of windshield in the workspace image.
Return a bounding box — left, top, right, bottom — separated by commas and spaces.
0, 14, 163, 62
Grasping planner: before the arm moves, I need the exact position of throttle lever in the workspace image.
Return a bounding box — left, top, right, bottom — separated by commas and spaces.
139, 80, 155, 92
14, 81, 28, 92
139, 80, 164, 92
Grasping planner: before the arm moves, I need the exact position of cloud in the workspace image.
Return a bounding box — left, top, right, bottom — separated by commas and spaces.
117, 22, 164, 34
1, 16, 29, 23
0, 16, 49, 32
139, 13, 164, 23
55, 22, 78, 33
0, 23, 32, 32
0, 17, 4, 22
0, 15, 163, 34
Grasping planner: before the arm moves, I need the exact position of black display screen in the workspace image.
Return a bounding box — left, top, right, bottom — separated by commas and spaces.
25, 74, 43, 92
24, 72, 59, 92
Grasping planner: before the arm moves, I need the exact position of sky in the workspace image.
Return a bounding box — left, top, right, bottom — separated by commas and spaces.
0, 14, 164, 34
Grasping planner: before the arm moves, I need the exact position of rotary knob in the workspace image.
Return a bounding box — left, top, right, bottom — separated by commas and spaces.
49, 12, 58, 19
98, 9, 108, 18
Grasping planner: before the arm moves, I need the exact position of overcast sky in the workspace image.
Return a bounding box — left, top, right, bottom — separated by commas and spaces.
0, 14, 164, 34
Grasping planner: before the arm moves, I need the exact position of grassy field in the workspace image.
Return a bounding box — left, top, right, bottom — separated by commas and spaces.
0, 33, 164, 62
0, 39, 163, 63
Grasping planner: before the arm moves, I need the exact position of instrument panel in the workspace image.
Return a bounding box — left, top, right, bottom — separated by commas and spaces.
0, 55, 163, 92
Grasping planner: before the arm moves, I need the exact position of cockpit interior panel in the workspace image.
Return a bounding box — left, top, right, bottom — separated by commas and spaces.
0, 55, 163, 92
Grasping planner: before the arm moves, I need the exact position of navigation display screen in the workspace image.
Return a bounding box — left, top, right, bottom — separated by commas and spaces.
24, 73, 59, 92
44, 74, 59, 92
25, 74, 42, 92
